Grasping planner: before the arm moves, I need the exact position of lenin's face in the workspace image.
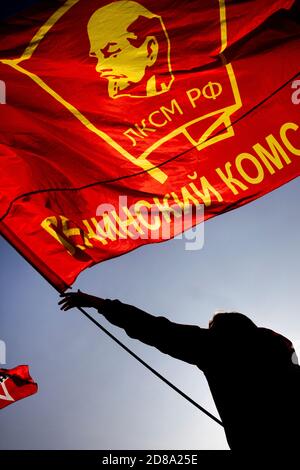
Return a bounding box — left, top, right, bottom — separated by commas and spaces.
88, 5, 159, 98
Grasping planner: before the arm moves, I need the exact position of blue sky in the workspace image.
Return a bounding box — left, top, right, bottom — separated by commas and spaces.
1, 177, 299, 449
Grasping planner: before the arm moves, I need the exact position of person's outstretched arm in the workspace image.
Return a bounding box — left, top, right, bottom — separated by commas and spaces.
59, 291, 210, 368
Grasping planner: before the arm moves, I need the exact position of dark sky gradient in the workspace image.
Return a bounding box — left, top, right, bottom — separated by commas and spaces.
1, 0, 43, 20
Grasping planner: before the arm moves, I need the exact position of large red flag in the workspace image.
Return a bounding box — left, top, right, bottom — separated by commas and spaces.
0, 0, 299, 290
0, 365, 38, 409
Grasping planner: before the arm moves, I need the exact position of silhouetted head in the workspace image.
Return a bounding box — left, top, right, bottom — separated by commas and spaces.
209, 311, 257, 334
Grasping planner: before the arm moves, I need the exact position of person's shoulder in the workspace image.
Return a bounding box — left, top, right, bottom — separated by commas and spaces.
258, 327, 293, 345
258, 327, 295, 360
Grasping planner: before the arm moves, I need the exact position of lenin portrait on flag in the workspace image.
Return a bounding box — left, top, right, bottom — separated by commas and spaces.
87, 0, 174, 99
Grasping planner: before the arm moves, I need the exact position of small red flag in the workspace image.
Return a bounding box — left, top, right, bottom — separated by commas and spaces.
0, 365, 38, 410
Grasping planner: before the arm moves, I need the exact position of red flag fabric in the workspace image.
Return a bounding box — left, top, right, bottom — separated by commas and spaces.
0, 0, 299, 290
0, 365, 38, 409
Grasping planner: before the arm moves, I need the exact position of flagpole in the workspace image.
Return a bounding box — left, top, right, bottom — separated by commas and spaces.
75, 303, 223, 427
0, 232, 223, 426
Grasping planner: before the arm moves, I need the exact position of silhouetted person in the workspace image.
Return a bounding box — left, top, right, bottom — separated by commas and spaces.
59, 291, 300, 450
